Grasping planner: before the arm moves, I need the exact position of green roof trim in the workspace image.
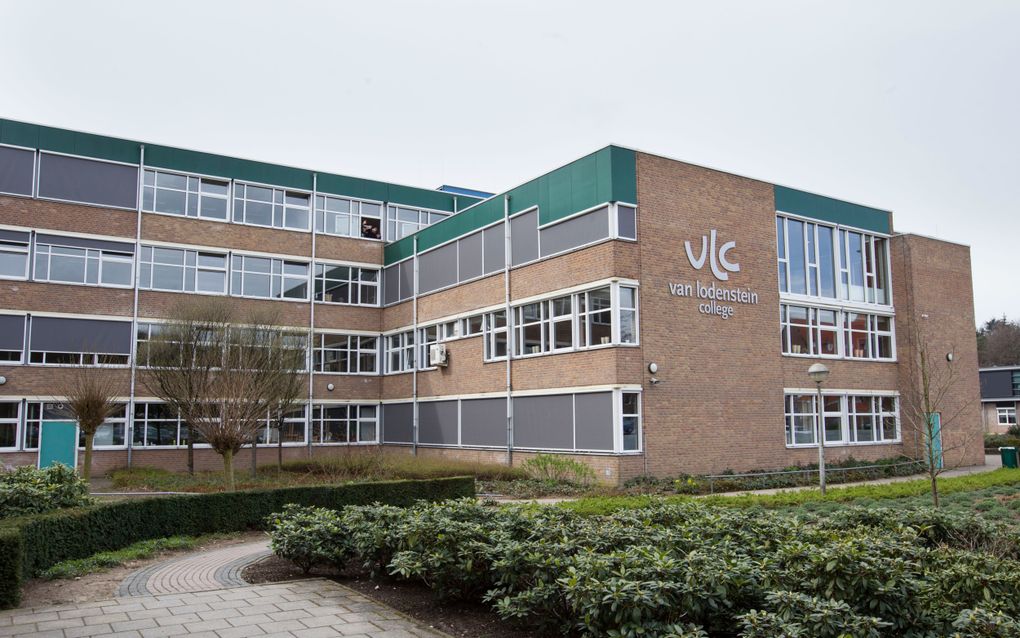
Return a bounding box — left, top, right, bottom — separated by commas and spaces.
0, 118, 467, 212
384, 145, 637, 264
774, 185, 890, 234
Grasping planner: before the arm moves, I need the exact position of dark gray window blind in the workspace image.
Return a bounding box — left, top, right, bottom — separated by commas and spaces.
482, 223, 505, 274
513, 394, 573, 449
573, 392, 614, 451
540, 207, 609, 257
457, 231, 483, 282
0, 229, 30, 244
510, 210, 539, 266
35, 233, 135, 253
460, 397, 506, 447
418, 400, 458, 445
38, 153, 138, 209
30, 316, 132, 354
383, 265, 400, 305
418, 243, 457, 294
0, 146, 34, 196
0, 315, 26, 350
382, 402, 413, 443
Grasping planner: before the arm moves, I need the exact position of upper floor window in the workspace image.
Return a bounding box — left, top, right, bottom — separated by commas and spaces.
313, 264, 378, 306
314, 333, 378, 374
0, 231, 30, 280
233, 184, 310, 231
143, 169, 229, 220
780, 304, 893, 361
34, 238, 133, 288
385, 205, 449, 241
139, 246, 228, 294
230, 255, 309, 300
777, 215, 888, 306
315, 195, 382, 240
483, 310, 508, 361
385, 331, 415, 373
1013, 371, 1020, 397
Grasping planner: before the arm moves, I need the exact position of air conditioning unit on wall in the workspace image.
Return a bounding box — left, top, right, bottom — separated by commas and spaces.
429, 343, 449, 367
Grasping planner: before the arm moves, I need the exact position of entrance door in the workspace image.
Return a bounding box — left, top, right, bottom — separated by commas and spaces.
38, 420, 78, 470
928, 412, 944, 470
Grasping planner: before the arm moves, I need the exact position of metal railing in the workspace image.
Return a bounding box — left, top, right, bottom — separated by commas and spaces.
702, 460, 926, 494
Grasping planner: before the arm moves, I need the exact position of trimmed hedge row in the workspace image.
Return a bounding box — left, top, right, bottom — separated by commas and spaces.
0, 476, 474, 609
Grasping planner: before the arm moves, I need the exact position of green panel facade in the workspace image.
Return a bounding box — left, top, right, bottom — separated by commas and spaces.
774, 185, 890, 234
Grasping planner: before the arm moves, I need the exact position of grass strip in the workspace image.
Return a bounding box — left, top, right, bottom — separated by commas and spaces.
39, 534, 230, 580
561, 468, 1020, 516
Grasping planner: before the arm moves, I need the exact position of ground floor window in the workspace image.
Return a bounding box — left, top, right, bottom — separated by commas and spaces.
998, 403, 1018, 427
621, 392, 640, 451
784, 392, 899, 447
0, 402, 19, 450
311, 404, 378, 444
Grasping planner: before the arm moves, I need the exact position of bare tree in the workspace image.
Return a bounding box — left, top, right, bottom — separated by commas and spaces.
250, 330, 308, 478
62, 363, 120, 482
143, 299, 307, 490
901, 320, 979, 507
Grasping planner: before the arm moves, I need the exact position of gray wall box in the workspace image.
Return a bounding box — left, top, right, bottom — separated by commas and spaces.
540, 207, 609, 258
573, 392, 614, 451
0, 146, 34, 196
29, 316, 133, 354
460, 397, 507, 447
38, 153, 138, 209
510, 210, 539, 266
382, 403, 414, 443
418, 242, 457, 294
418, 400, 459, 445
513, 394, 573, 450
457, 231, 483, 282
482, 223, 505, 274
981, 370, 1015, 399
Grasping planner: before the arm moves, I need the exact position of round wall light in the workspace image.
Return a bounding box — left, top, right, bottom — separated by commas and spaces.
326, 383, 335, 391
648, 362, 658, 374
0, 376, 6, 385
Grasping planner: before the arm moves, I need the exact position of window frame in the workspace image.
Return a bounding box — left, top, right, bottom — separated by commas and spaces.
229, 253, 310, 301
311, 403, 379, 445
314, 332, 379, 375
232, 182, 312, 232
997, 405, 1018, 427
0, 400, 20, 451
138, 244, 229, 295
33, 240, 134, 289
385, 331, 416, 374
315, 194, 383, 241
0, 234, 30, 281
385, 204, 450, 242
784, 391, 900, 448
313, 262, 380, 307
142, 168, 231, 222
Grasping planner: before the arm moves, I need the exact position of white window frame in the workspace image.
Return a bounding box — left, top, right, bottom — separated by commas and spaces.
784, 391, 900, 448
255, 405, 308, 446
313, 262, 380, 307
0, 235, 30, 281
138, 245, 228, 295
482, 310, 508, 362
230, 254, 310, 301
619, 390, 642, 452
311, 403, 379, 445
0, 400, 20, 452
315, 194, 383, 241
79, 403, 129, 450
33, 240, 134, 289
314, 333, 379, 375
233, 182, 311, 232
997, 406, 1018, 427
142, 168, 231, 222
385, 331, 415, 374
385, 204, 450, 241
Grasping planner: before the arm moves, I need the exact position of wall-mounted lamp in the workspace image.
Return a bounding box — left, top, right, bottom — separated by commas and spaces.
326, 383, 335, 392
648, 362, 658, 374
0, 376, 6, 386
946, 353, 954, 362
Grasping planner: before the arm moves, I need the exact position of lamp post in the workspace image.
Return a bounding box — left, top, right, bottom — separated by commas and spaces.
808, 363, 830, 495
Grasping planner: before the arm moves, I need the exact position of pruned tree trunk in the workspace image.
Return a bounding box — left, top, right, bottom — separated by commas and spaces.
277, 416, 284, 473
82, 436, 94, 482
223, 448, 235, 491
251, 434, 258, 479
187, 425, 195, 476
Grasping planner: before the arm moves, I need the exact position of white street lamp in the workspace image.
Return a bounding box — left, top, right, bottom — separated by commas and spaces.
808, 363, 830, 495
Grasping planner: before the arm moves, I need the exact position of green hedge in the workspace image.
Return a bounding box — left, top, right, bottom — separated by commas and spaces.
0, 476, 473, 609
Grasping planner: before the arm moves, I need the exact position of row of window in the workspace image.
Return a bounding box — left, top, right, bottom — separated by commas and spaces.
776, 215, 890, 306
780, 304, 895, 360
143, 168, 450, 240
784, 393, 900, 447
0, 233, 380, 305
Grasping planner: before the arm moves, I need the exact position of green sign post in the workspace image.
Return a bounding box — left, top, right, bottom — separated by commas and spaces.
38, 420, 78, 470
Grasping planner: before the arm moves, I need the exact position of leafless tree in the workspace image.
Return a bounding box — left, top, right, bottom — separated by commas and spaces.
143, 299, 307, 490
901, 320, 979, 507
62, 362, 120, 482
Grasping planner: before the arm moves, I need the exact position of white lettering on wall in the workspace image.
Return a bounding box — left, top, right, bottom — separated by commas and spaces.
684, 229, 740, 281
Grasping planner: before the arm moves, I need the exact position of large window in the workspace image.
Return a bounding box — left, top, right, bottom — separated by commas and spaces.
845, 312, 894, 360
777, 215, 888, 305
418, 325, 439, 369
254, 407, 307, 445
780, 304, 893, 361
311, 404, 378, 443
34, 239, 133, 287
315, 195, 382, 240
24, 403, 76, 449
313, 264, 378, 306
785, 393, 899, 447
386, 331, 415, 373
143, 169, 230, 220
79, 404, 128, 447
998, 404, 1018, 427
314, 333, 378, 374
233, 184, 310, 231
385, 205, 449, 241
139, 246, 228, 294
133, 403, 183, 447
483, 310, 508, 361
0, 402, 18, 450
0, 233, 29, 280
230, 255, 309, 300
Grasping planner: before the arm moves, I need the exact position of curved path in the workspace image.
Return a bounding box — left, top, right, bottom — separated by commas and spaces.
117, 540, 272, 597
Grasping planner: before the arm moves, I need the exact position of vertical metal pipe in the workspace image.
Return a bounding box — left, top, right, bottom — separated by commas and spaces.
504, 195, 513, 467
126, 145, 145, 469
816, 383, 827, 494
307, 174, 317, 458
412, 235, 419, 456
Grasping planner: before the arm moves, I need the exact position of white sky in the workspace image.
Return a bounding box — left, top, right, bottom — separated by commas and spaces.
1, 0, 1017, 324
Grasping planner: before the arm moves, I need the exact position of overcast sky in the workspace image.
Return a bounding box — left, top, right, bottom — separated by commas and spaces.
1, 1, 1017, 324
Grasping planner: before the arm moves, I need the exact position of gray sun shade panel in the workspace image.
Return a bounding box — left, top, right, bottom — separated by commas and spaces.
383, 264, 400, 305
0, 315, 26, 350
618, 205, 637, 240
980, 370, 1013, 398
38, 153, 138, 209
0, 146, 35, 196
398, 260, 414, 301
510, 210, 539, 266
573, 392, 614, 451
513, 394, 573, 450
382, 403, 414, 443
418, 400, 459, 445
482, 223, 505, 274
461, 397, 507, 447
0, 229, 30, 243
418, 242, 457, 294
540, 206, 609, 258
30, 316, 132, 354
457, 231, 483, 282
36, 233, 135, 253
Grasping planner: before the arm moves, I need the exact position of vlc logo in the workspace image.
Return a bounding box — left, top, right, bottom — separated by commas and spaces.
684, 229, 740, 281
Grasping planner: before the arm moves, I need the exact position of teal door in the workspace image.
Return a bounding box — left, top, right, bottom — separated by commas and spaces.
38, 420, 78, 470
928, 412, 944, 470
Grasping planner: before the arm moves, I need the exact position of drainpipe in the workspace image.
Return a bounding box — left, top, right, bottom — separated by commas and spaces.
126, 145, 145, 469
504, 194, 513, 467
307, 174, 317, 459
412, 235, 419, 456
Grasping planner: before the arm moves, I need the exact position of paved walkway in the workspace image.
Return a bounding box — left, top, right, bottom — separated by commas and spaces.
118, 541, 273, 597
1, 580, 446, 637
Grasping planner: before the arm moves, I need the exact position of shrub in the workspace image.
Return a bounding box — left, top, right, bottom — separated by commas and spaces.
0, 475, 473, 609
0, 464, 92, 518
950, 607, 1020, 637
520, 454, 596, 484
738, 591, 889, 637
266, 505, 349, 573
